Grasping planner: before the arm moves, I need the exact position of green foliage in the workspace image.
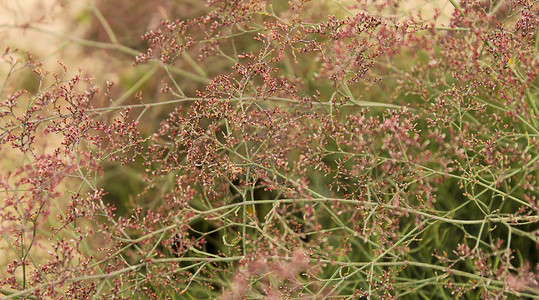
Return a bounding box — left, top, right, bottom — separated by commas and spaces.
0, 0, 538, 299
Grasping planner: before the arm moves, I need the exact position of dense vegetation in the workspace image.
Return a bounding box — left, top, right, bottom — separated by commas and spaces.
1, 0, 538, 298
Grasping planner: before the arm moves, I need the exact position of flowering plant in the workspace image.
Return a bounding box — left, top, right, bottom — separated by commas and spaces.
1, 0, 538, 298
